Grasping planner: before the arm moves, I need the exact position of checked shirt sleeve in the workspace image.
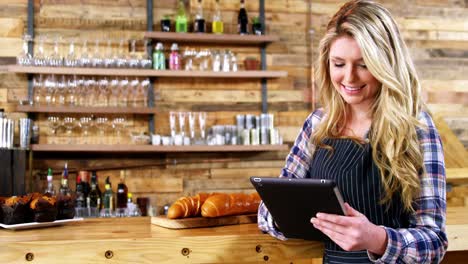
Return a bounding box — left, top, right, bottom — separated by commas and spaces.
257, 109, 323, 240
370, 111, 448, 263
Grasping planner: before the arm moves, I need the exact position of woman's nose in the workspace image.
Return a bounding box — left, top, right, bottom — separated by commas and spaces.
344, 66, 357, 83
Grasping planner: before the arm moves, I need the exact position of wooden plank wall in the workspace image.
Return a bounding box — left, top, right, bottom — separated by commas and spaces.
0, 0, 467, 213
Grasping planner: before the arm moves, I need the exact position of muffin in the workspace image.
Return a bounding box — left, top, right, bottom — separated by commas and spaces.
30, 196, 57, 222
56, 194, 75, 220
1, 196, 29, 225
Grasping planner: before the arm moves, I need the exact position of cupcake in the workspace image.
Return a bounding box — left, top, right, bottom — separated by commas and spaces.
30, 196, 57, 222
1, 196, 29, 225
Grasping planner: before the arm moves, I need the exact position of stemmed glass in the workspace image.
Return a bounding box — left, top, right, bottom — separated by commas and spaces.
188, 112, 196, 142
130, 78, 140, 107
140, 39, 152, 69
47, 116, 61, 144
79, 39, 91, 67
63, 116, 76, 144
64, 39, 78, 67
128, 39, 140, 68
198, 112, 207, 143
178, 112, 186, 138
140, 78, 150, 107
118, 78, 129, 107
112, 117, 126, 144
17, 34, 33, 66
57, 75, 67, 106
97, 78, 109, 107
79, 116, 93, 144
85, 78, 96, 107
44, 74, 56, 105
169, 111, 177, 138
34, 36, 47, 66
91, 39, 103, 67
67, 76, 77, 106
33, 75, 44, 106
108, 77, 120, 107
116, 39, 127, 68
49, 37, 63, 66
104, 39, 115, 68
95, 117, 108, 144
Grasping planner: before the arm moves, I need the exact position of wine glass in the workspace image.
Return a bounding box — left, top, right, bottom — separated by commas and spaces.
79, 116, 93, 144
79, 39, 91, 67
17, 34, 33, 66
140, 39, 152, 69
108, 77, 120, 107
57, 75, 67, 106
47, 116, 61, 144
97, 78, 109, 107
49, 37, 63, 67
118, 78, 129, 107
33, 75, 44, 105
178, 111, 186, 138
67, 76, 77, 106
104, 39, 116, 68
198, 112, 207, 143
63, 116, 76, 144
64, 39, 78, 67
130, 78, 140, 107
116, 38, 127, 68
34, 35, 47, 66
85, 78, 97, 107
95, 117, 108, 144
188, 112, 196, 142
91, 39, 103, 68
128, 39, 140, 68
44, 74, 56, 105
140, 78, 150, 107
112, 117, 126, 144
169, 111, 177, 138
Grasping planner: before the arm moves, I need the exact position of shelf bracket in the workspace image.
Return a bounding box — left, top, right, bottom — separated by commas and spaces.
147, 0, 155, 134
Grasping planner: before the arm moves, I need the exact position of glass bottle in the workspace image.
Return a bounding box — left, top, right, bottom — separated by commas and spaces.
59, 162, 71, 196
152, 42, 166, 70
169, 43, 181, 70
193, 0, 205, 33
17, 34, 32, 66
237, 0, 248, 35
44, 168, 55, 196
175, 0, 188, 33
87, 171, 102, 209
212, 0, 224, 34
75, 174, 85, 208
117, 170, 128, 209
102, 183, 113, 217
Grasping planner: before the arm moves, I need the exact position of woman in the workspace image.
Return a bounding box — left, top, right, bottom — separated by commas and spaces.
257, 0, 448, 263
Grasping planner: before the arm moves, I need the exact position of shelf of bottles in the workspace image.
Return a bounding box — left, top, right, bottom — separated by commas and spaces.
30, 144, 289, 152
7, 65, 286, 79
144, 32, 279, 45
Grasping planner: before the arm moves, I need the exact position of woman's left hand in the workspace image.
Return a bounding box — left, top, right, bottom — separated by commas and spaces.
310, 203, 387, 255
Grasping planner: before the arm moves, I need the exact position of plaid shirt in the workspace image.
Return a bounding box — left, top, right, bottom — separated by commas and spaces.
258, 109, 448, 263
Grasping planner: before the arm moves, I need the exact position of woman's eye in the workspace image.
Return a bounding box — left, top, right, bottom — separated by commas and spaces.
359, 64, 367, 69
333, 63, 344, 67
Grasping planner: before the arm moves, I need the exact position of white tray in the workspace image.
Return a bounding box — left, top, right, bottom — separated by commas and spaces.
0, 218, 83, 231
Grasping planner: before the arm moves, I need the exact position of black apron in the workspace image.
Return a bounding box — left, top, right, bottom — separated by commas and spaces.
309, 138, 409, 263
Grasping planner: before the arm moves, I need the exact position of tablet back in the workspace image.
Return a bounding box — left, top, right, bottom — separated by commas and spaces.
251, 177, 346, 241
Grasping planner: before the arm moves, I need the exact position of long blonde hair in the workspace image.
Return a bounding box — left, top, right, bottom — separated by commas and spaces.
314, 0, 425, 212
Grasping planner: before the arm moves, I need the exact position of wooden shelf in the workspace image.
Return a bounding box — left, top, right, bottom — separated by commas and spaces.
7, 65, 287, 78
144, 32, 279, 45
30, 144, 289, 153
16, 105, 155, 115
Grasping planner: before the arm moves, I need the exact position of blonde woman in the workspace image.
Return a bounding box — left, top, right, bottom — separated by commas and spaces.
258, 0, 448, 263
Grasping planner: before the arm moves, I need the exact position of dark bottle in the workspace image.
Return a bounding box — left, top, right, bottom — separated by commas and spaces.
237, 0, 248, 35
80, 171, 91, 202
75, 174, 85, 208
193, 0, 206, 33
116, 170, 128, 209
90, 171, 102, 199
87, 179, 101, 209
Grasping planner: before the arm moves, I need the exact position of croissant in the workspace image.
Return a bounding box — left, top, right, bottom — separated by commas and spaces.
201, 192, 261, 218
167, 192, 211, 219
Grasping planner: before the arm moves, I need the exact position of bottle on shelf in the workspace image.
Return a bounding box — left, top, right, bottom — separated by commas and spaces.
59, 162, 71, 196
80, 171, 91, 202
212, 0, 224, 34
193, 0, 206, 33
57, 162, 75, 220
237, 0, 248, 35
117, 170, 128, 209
75, 174, 85, 208
102, 176, 114, 217
126, 193, 141, 217
44, 168, 55, 196
152, 42, 166, 70
169, 43, 181, 70
87, 174, 101, 211
175, 0, 188, 33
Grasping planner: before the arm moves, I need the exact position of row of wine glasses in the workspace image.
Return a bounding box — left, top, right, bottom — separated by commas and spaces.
47, 115, 127, 144
33, 75, 149, 108
182, 48, 239, 72
168, 111, 207, 145
17, 35, 152, 69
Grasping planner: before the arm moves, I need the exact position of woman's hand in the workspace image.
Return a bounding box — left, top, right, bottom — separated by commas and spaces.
310, 203, 388, 255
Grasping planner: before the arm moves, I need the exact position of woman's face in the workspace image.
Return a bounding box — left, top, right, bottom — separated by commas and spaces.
329, 35, 381, 113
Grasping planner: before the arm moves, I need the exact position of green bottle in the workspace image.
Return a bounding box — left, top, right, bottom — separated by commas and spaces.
175, 0, 188, 33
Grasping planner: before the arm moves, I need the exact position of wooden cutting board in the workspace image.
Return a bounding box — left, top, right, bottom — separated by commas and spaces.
151, 214, 257, 229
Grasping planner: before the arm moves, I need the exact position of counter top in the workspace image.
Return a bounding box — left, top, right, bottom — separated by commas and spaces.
0, 207, 467, 263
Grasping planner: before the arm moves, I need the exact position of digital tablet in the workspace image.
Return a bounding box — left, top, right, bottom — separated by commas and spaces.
250, 177, 346, 241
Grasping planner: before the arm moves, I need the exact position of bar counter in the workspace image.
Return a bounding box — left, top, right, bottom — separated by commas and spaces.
0, 207, 467, 263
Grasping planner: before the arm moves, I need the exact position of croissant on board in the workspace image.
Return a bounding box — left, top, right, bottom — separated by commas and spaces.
201, 192, 261, 218
167, 193, 212, 219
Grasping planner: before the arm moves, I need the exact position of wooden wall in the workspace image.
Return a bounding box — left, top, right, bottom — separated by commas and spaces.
0, 0, 467, 213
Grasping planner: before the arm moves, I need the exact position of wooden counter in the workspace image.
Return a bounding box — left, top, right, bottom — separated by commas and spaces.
0, 207, 467, 263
